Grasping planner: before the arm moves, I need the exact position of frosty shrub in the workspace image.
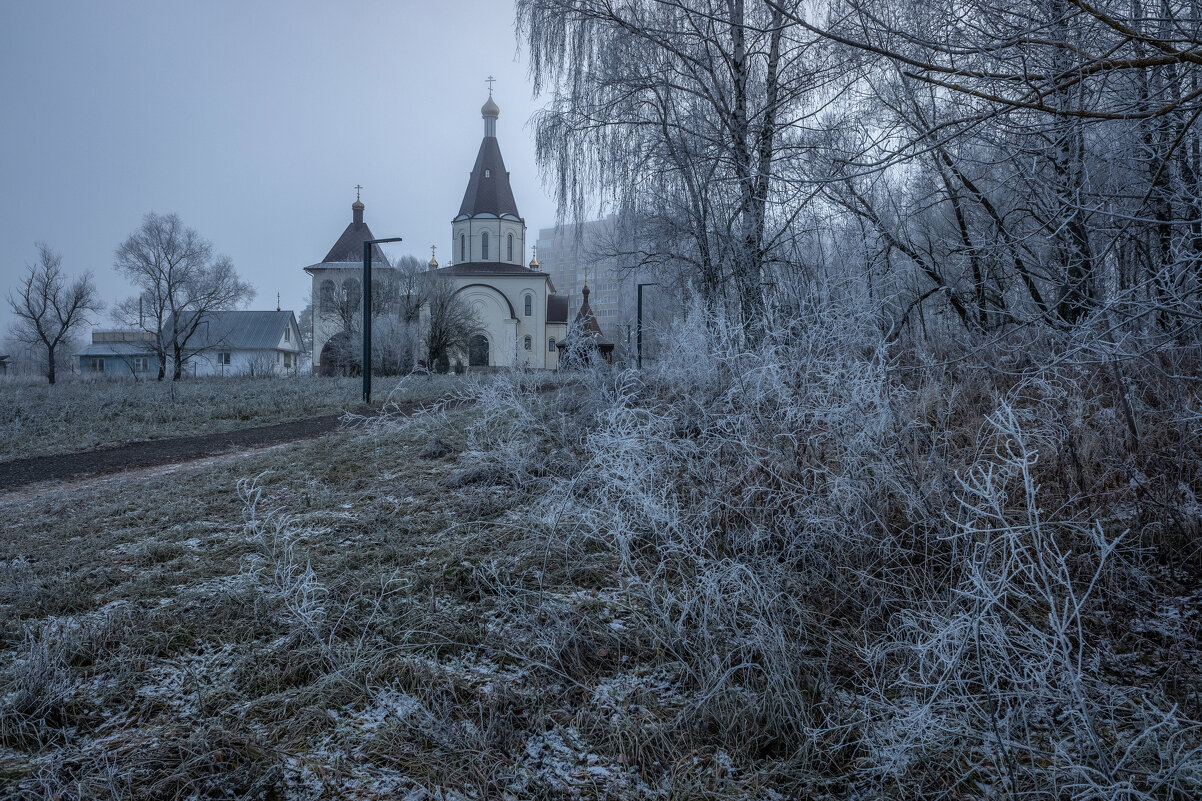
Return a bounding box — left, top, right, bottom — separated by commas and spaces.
399, 297, 1202, 797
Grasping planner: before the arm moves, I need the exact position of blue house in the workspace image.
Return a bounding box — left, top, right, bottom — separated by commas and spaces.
77, 330, 158, 377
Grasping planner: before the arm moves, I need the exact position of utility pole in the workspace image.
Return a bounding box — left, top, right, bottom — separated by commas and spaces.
636, 282, 657, 369
362, 236, 403, 404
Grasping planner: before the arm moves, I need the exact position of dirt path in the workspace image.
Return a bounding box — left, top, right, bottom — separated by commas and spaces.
0, 382, 559, 493
0, 407, 387, 491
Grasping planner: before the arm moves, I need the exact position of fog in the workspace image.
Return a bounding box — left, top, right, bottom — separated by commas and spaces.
0, 0, 556, 333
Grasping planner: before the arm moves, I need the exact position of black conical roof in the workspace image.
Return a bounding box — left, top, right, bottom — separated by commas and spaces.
573, 285, 609, 342
457, 137, 521, 219
322, 207, 390, 265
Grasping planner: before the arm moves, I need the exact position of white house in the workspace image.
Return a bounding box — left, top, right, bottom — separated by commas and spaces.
169, 310, 303, 377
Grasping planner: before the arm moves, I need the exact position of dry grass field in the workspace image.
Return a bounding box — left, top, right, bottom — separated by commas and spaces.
0, 378, 677, 799
0, 405, 546, 798
0, 374, 473, 462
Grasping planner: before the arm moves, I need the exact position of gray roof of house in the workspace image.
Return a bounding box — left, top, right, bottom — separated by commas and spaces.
457, 137, 521, 220
164, 310, 296, 350
76, 341, 156, 357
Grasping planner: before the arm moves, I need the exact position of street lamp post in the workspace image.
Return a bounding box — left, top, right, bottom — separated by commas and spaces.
363, 236, 403, 405
636, 282, 658, 369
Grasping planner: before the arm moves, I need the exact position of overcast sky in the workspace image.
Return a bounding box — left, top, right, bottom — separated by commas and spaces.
0, 0, 559, 336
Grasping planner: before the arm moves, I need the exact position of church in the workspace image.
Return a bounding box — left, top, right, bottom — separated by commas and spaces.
304, 91, 570, 373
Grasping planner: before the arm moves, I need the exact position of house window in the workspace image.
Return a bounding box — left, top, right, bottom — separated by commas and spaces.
524, 335, 532, 351
133, 357, 149, 372
484, 169, 491, 178
481, 231, 489, 260
218, 352, 231, 366
90, 357, 105, 373
548, 338, 556, 352
524, 294, 532, 316
284, 324, 290, 342
284, 352, 293, 369
507, 234, 513, 261
460, 234, 465, 261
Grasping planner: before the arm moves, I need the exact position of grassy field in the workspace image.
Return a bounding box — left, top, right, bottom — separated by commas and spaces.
0, 374, 476, 462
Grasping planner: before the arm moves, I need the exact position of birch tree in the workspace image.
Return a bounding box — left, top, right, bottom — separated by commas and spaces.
518, 0, 842, 330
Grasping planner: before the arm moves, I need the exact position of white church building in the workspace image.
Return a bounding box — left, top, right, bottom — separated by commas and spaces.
305, 92, 569, 372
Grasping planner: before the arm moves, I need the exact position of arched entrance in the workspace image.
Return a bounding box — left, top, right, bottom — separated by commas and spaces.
468, 334, 489, 367
319, 332, 360, 377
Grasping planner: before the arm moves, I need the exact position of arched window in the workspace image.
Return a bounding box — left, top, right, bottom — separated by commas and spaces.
481, 231, 489, 260
319, 279, 335, 312
460, 234, 466, 262
524, 335, 532, 351
523, 294, 532, 316
548, 338, 556, 352
507, 234, 513, 262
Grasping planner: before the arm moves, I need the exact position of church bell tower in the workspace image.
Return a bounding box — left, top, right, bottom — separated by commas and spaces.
451, 84, 527, 266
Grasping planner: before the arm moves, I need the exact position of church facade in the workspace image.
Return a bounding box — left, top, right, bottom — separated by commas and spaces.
304, 93, 569, 373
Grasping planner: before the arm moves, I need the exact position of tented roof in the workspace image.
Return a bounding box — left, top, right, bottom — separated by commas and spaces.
322, 220, 391, 265
456, 137, 521, 220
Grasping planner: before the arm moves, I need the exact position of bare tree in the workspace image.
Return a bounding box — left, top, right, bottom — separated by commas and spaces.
782, 0, 1202, 333
113, 213, 254, 380
390, 255, 430, 327
297, 290, 315, 357
375, 255, 429, 375
7, 243, 103, 385
423, 275, 483, 372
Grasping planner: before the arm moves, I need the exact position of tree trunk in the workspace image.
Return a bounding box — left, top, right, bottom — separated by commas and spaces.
46, 344, 57, 385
